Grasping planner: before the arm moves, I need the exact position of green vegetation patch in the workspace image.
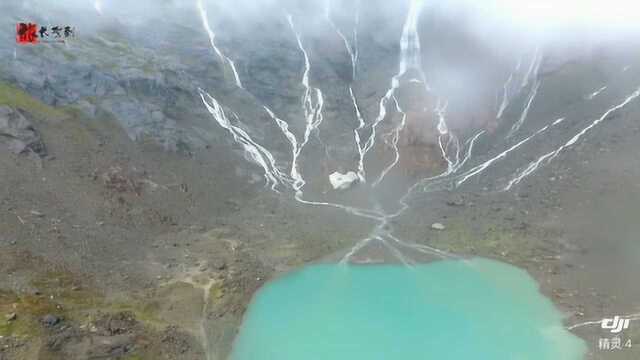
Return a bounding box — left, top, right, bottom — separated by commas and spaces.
0, 81, 67, 120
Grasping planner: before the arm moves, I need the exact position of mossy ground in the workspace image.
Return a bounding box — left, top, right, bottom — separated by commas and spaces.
0, 267, 166, 340
0, 82, 67, 120
426, 216, 538, 264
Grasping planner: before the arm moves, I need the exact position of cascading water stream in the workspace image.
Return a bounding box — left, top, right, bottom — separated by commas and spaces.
326, 0, 367, 181
193, 0, 480, 266
521, 46, 542, 90
503, 87, 640, 190
359, 0, 427, 178
497, 57, 522, 119
197, 0, 243, 88
506, 49, 543, 139
193, 0, 640, 268
325, 0, 359, 80
456, 116, 565, 187
586, 85, 607, 99
371, 96, 406, 187
285, 13, 326, 195
198, 90, 290, 191
506, 79, 541, 139
349, 87, 367, 181
192, 3, 640, 352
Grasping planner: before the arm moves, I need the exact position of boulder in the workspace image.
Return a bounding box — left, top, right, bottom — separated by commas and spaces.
42, 314, 61, 327
329, 171, 359, 190
431, 222, 446, 231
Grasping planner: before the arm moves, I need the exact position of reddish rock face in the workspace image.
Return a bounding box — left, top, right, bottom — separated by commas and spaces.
396, 81, 439, 148
390, 81, 498, 179
390, 82, 443, 178
399, 110, 439, 147
396, 142, 443, 178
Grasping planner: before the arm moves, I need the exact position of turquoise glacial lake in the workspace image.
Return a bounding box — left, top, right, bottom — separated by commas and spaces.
230, 258, 586, 360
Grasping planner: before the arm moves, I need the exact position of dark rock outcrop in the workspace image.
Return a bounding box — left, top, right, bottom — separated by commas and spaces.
0, 106, 46, 156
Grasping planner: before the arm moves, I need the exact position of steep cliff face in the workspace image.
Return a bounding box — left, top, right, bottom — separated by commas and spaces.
1, 0, 520, 187
4, 0, 639, 206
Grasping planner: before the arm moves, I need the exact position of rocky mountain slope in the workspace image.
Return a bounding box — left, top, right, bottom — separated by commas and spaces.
1, 0, 640, 359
